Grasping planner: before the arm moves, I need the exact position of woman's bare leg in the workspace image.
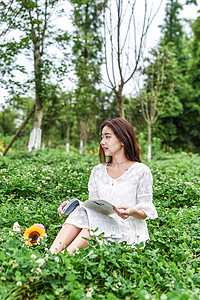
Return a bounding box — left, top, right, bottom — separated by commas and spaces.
49, 223, 81, 254
67, 228, 91, 254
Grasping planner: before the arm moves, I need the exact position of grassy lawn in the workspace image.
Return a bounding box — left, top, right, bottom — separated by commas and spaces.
0, 150, 199, 300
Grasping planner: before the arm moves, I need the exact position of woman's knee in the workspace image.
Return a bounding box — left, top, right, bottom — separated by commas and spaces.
80, 228, 91, 239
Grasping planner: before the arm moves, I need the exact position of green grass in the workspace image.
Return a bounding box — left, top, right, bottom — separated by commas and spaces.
0, 150, 199, 299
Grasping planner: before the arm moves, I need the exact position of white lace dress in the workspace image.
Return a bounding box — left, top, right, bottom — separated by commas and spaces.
65, 162, 158, 245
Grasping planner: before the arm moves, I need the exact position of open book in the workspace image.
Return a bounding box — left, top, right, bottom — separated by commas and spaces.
62, 199, 122, 238
62, 199, 115, 216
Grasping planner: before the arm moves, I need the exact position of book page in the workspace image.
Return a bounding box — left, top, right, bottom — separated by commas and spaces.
83, 199, 115, 216
85, 208, 122, 238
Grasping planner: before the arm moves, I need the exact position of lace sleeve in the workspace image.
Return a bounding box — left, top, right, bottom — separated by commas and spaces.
88, 167, 100, 200
135, 166, 158, 220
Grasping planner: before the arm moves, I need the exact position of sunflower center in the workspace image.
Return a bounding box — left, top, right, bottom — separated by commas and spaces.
29, 231, 40, 243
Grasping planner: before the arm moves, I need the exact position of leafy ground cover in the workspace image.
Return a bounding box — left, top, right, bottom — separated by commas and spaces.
0, 150, 199, 300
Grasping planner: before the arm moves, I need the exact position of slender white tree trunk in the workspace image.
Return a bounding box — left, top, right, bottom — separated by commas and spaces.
66, 143, 69, 153
79, 139, 83, 155
28, 128, 42, 152
28, 103, 43, 152
66, 123, 70, 153
79, 121, 87, 155
147, 123, 152, 162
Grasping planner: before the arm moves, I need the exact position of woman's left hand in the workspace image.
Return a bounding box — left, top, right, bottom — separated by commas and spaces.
113, 206, 147, 220
113, 206, 135, 219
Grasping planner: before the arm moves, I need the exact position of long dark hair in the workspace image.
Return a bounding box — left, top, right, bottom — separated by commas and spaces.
99, 118, 141, 163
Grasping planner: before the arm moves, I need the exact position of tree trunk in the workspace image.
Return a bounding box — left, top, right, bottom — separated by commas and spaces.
3, 105, 35, 156
147, 123, 152, 162
79, 139, 83, 155
28, 35, 43, 152
115, 90, 124, 118
66, 122, 70, 153
28, 102, 43, 152
79, 120, 87, 155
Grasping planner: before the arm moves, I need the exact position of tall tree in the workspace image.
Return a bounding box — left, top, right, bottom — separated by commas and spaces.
102, 0, 163, 118
160, 0, 197, 54
0, 0, 68, 152
157, 0, 198, 151
70, 0, 104, 153
139, 47, 175, 161
160, 0, 184, 57
184, 14, 200, 151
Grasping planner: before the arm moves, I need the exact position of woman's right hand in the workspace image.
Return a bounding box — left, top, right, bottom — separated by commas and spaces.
58, 201, 69, 217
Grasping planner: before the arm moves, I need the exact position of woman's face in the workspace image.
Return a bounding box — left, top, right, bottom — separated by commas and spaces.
100, 126, 123, 157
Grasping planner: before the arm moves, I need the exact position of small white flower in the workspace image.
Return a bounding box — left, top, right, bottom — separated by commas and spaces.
36, 258, 45, 267
37, 236, 43, 245
86, 291, 92, 298
13, 222, 21, 233
54, 256, 59, 263
155, 231, 159, 235
35, 267, 42, 275
12, 262, 19, 268
118, 282, 122, 287
74, 247, 80, 254
9, 230, 14, 236
25, 241, 30, 246
31, 254, 37, 259
88, 287, 94, 293
160, 294, 167, 300
24, 206, 28, 212
16, 281, 22, 287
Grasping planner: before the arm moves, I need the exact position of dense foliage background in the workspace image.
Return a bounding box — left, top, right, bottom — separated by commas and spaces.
0, 0, 200, 156
0, 150, 199, 299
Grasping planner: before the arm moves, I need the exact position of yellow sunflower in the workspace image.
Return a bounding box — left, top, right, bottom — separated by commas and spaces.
23, 225, 46, 246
